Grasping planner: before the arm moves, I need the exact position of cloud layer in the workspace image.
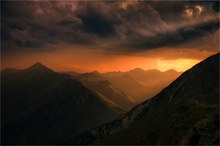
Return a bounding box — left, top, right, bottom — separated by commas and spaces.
1, 0, 219, 55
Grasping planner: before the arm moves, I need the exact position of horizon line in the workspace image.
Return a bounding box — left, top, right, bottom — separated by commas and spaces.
1, 63, 183, 74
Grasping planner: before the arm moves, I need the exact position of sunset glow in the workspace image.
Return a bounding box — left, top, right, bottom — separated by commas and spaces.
1, 1, 219, 145
156, 59, 200, 72
2, 47, 212, 73
1, 1, 219, 73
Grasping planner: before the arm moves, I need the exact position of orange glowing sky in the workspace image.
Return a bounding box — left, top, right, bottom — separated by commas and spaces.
1, 1, 219, 73
1, 45, 218, 73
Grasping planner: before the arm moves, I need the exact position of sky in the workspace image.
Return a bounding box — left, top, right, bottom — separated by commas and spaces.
1, 0, 219, 73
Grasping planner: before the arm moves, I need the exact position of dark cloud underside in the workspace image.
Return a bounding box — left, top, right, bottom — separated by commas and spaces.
1, 0, 219, 55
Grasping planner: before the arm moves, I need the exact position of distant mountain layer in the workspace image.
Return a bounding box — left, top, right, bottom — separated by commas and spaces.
1, 63, 123, 145
104, 74, 149, 103
69, 67, 180, 110
78, 72, 135, 111
64, 66, 181, 104
103, 68, 181, 103
67, 53, 219, 145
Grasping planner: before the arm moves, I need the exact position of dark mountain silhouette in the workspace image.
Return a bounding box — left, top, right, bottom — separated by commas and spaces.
78, 71, 104, 81
77, 72, 135, 111
103, 68, 181, 103
66, 53, 219, 145
60, 71, 80, 76
1, 63, 123, 145
1, 68, 19, 74
24, 62, 54, 74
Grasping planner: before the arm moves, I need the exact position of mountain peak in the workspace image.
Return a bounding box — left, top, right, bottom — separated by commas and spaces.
129, 68, 145, 72
91, 71, 100, 75
146, 69, 161, 72
26, 62, 54, 73
164, 69, 179, 73
30, 62, 46, 68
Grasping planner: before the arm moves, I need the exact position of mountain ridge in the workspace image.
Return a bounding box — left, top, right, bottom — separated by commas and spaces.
77, 72, 135, 110
66, 53, 219, 145
1, 63, 124, 145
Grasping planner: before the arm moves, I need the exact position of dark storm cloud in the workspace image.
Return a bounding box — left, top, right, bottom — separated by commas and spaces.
212, 1, 219, 12
149, 1, 186, 23
1, 1, 36, 18
119, 19, 219, 50
1, 0, 219, 55
76, 2, 118, 36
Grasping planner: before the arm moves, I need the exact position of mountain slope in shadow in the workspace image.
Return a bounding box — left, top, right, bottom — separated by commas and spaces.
67, 53, 219, 145
1, 63, 123, 145
78, 72, 135, 111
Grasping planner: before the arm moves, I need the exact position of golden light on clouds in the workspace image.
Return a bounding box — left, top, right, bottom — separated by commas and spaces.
120, 0, 137, 10
183, 5, 205, 19
184, 8, 193, 18
195, 5, 204, 14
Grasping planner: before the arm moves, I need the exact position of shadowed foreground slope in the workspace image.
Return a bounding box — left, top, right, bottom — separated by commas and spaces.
1, 63, 123, 145
67, 53, 219, 145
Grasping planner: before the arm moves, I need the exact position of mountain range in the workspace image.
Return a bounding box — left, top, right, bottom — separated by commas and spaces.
1, 63, 124, 144
65, 53, 219, 145
1, 53, 219, 145
68, 67, 181, 104
62, 67, 181, 110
